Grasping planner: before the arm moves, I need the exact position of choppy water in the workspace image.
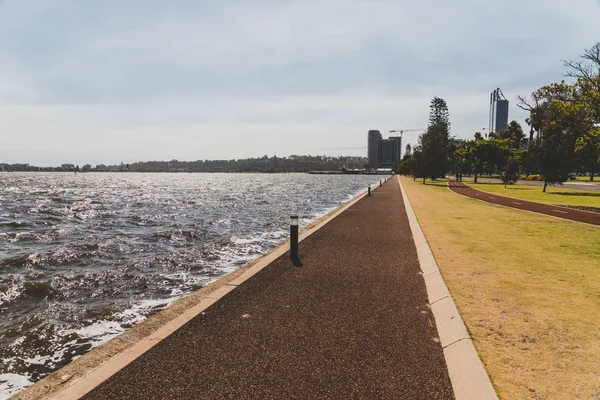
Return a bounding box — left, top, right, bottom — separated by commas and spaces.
0, 172, 382, 398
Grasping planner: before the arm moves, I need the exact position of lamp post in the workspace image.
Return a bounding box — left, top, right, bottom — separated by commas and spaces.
290, 216, 302, 267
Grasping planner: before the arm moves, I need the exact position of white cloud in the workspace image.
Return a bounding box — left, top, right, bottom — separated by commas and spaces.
0, 0, 599, 165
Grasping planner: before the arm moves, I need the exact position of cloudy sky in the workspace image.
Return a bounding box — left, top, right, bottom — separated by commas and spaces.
1, 0, 599, 166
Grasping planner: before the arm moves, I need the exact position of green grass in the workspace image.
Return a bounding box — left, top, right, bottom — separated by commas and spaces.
574, 176, 599, 183
400, 176, 600, 400
465, 182, 600, 208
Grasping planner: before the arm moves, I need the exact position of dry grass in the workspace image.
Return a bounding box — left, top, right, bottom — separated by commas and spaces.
466, 182, 600, 208
400, 176, 600, 400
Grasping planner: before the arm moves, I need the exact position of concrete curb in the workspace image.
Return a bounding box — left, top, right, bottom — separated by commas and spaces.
398, 177, 498, 400
29, 182, 382, 400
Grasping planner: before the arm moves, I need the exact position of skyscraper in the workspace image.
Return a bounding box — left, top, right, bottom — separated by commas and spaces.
489, 88, 509, 133
367, 130, 382, 169
377, 136, 402, 170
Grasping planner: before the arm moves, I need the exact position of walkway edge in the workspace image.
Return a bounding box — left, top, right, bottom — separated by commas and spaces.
16, 183, 379, 400
398, 177, 498, 400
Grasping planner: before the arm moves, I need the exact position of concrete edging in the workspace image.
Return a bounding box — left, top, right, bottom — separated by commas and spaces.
398, 177, 498, 400
22, 182, 381, 400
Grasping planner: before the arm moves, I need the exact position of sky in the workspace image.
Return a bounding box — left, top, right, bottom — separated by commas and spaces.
1, 0, 600, 166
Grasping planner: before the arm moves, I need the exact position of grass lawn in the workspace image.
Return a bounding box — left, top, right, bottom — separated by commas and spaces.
574, 176, 599, 183
400, 176, 600, 400
465, 182, 600, 208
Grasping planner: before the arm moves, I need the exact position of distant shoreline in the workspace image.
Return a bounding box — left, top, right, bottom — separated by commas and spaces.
0, 170, 389, 174
1, 155, 370, 174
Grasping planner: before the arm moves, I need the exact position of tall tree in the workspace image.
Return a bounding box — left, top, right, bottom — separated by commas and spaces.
575, 127, 600, 180
519, 80, 589, 191
536, 99, 583, 192
564, 42, 600, 180
428, 96, 451, 132
419, 97, 453, 181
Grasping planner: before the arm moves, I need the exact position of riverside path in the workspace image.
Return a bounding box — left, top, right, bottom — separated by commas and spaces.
449, 181, 600, 226
83, 180, 454, 399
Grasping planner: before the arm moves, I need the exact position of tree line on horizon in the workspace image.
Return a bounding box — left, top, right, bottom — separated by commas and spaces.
398, 42, 600, 192
1, 155, 368, 173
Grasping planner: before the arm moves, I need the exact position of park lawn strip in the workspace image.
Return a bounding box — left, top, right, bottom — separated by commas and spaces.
574, 176, 599, 183
400, 176, 600, 400
465, 181, 600, 208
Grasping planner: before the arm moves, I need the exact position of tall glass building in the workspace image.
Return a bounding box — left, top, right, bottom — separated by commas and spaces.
489, 88, 509, 133
367, 130, 382, 168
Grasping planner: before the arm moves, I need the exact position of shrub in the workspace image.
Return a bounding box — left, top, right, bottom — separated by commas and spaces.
526, 174, 543, 181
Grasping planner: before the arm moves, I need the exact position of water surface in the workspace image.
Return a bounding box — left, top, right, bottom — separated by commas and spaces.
0, 172, 382, 398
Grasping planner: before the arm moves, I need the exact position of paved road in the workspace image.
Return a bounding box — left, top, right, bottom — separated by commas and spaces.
459, 177, 600, 193
449, 182, 600, 226
84, 181, 454, 399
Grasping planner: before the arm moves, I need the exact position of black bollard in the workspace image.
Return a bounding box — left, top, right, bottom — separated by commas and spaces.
290, 216, 302, 267
368, 186, 371, 196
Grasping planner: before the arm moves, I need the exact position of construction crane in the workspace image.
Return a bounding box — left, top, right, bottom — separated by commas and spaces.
389, 129, 425, 137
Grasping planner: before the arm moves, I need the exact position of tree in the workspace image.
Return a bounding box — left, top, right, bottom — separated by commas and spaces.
519, 80, 588, 191
497, 120, 526, 149
418, 97, 453, 182
564, 42, 600, 121
428, 96, 451, 132
457, 138, 509, 183
396, 146, 425, 182
575, 127, 600, 180
535, 100, 583, 192
564, 43, 600, 180
502, 151, 521, 187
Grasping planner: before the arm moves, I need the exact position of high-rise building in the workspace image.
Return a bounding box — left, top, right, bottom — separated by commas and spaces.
378, 139, 395, 165
367, 130, 403, 169
489, 88, 509, 133
390, 136, 402, 166
367, 130, 382, 168
377, 136, 402, 169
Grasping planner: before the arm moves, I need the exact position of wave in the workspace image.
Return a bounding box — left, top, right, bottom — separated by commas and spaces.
0, 172, 383, 398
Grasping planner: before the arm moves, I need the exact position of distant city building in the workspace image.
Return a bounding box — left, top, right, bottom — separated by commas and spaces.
367, 130, 402, 170
390, 136, 402, 166
367, 130, 382, 168
378, 139, 395, 165
489, 88, 509, 133
377, 137, 402, 169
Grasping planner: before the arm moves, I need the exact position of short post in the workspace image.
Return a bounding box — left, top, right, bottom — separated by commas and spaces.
368, 186, 371, 196
290, 216, 302, 267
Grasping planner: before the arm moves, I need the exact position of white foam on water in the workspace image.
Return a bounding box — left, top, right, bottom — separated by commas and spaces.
0, 296, 184, 398
0, 281, 22, 306
0, 373, 33, 400
61, 297, 180, 349
1, 173, 384, 399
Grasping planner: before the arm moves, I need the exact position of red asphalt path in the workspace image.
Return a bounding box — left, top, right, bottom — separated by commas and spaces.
448, 181, 600, 226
